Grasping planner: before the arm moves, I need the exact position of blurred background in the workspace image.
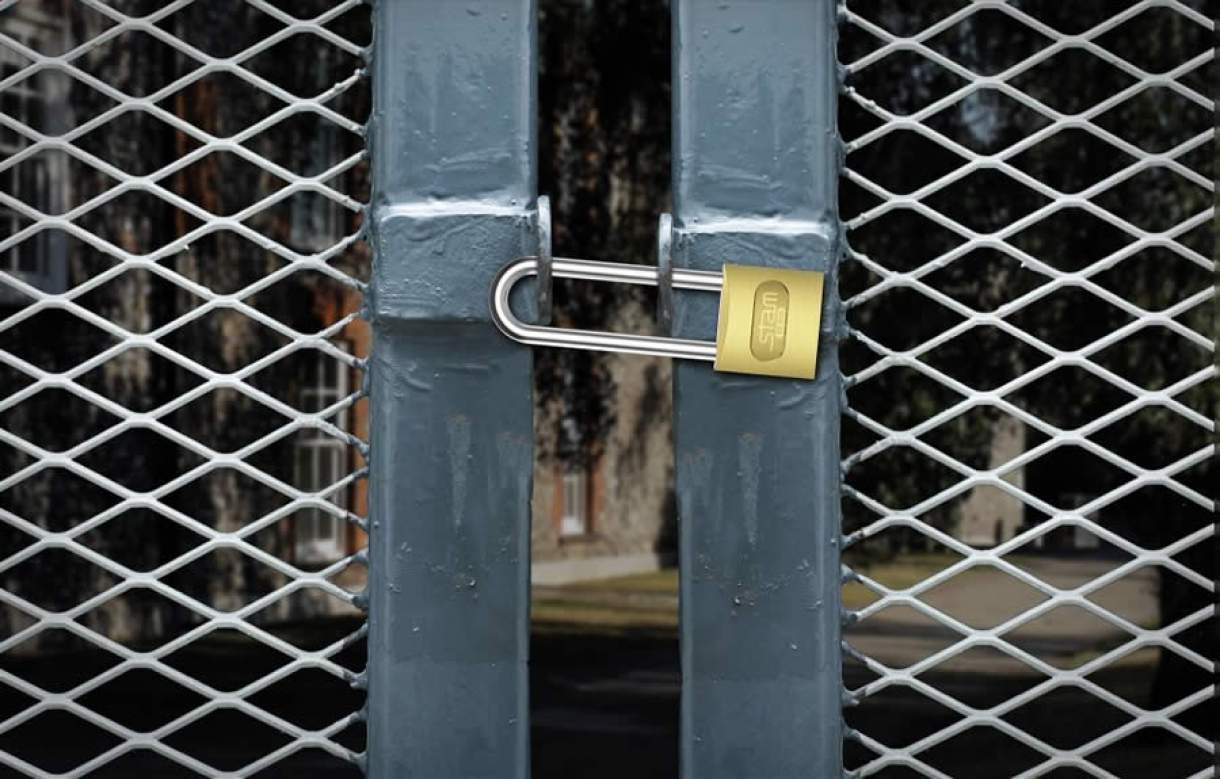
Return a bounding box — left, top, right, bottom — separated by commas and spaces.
0, 0, 1214, 777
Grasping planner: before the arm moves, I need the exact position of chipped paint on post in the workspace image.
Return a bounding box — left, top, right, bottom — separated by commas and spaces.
671, 1, 844, 777
366, 2, 537, 777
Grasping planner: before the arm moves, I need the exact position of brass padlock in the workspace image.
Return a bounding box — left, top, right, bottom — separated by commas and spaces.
713, 264, 824, 380
490, 256, 825, 380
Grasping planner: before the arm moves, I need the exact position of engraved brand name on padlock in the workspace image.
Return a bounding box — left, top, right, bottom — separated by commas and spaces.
714, 264, 824, 380
750, 281, 789, 361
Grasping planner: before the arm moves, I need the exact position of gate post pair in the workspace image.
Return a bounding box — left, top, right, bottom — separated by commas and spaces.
367, 1, 842, 776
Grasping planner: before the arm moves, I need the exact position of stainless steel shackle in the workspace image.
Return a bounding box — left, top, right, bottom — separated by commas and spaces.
490, 256, 721, 361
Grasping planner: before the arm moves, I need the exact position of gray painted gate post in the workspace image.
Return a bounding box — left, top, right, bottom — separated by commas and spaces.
671, 1, 843, 777
367, 1, 537, 777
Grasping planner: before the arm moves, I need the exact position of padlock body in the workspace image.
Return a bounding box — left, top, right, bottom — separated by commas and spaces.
713, 264, 824, 379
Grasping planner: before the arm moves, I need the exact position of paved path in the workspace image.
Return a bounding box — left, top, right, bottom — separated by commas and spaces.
848, 556, 1159, 671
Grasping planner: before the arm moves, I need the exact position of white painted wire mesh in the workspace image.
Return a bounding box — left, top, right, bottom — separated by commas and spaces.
0, 1, 370, 775
839, 1, 1214, 776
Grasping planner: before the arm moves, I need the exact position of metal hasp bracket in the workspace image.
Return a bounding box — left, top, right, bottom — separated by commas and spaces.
670, 1, 843, 777
366, 1, 539, 777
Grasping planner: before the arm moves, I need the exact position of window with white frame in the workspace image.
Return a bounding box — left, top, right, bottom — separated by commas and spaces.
293, 348, 349, 564
560, 471, 589, 538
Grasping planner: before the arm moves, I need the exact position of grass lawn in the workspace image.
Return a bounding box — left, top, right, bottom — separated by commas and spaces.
567, 567, 678, 593
531, 553, 980, 632
532, 569, 679, 634
841, 551, 975, 608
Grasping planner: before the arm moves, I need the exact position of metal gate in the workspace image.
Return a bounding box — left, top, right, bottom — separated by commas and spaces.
0, 0, 370, 775
0, 1, 1214, 777
839, 2, 1214, 775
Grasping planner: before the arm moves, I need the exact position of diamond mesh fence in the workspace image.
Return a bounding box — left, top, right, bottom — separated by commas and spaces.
839, 1, 1215, 776
1, 0, 1216, 777
0, 1, 370, 775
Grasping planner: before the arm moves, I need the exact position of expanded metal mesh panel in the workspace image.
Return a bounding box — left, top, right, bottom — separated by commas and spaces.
0, 1, 370, 775
839, 1, 1215, 776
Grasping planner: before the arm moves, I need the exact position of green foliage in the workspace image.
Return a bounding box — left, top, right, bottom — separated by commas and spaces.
535, 0, 671, 467
842, 2, 1215, 537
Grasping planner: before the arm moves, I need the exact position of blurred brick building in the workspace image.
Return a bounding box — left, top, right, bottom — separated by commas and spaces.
0, 1, 679, 652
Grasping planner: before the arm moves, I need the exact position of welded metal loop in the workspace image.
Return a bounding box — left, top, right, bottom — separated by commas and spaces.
490, 256, 720, 360
656, 212, 674, 335
534, 195, 553, 325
